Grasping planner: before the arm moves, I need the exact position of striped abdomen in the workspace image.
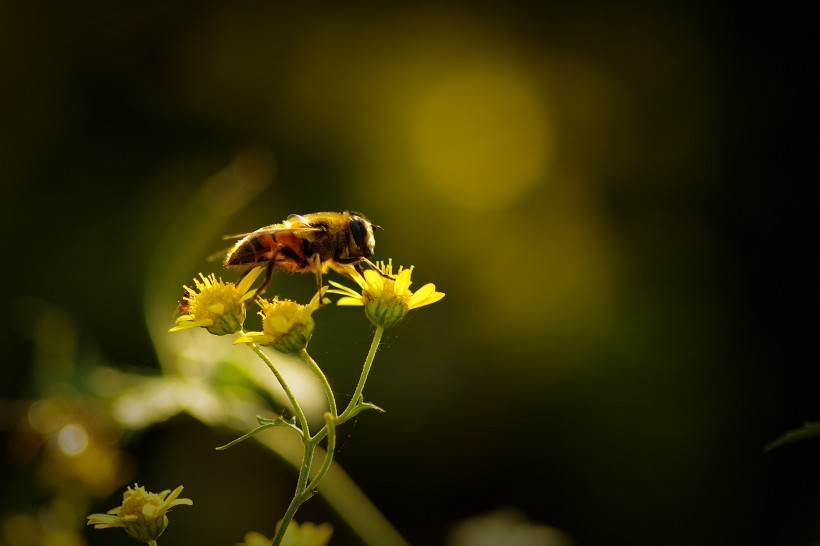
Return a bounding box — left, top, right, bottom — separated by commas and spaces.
225, 230, 311, 272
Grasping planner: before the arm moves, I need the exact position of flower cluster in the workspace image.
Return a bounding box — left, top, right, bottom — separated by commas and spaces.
170, 260, 443, 338
163, 257, 443, 546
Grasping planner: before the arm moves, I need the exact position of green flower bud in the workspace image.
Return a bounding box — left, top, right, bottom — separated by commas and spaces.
364, 296, 408, 329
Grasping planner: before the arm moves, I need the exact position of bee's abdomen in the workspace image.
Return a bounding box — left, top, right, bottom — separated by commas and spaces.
225, 233, 277, 266
225, 231, 312, 270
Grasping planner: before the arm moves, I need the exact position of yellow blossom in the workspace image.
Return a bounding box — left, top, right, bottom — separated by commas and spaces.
328, 260, 444, 328
169, 267, 263, 336
235, 521, 333, 546
235, 288, 327, 353
87, 484, 192, 543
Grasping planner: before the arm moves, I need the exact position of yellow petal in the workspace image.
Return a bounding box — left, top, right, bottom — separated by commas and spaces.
408, 284, 445, 309
394, 268, 413, 295
363, 270, 384, 292
168, 318, 214, 332
336, 296, 365, 306
309, 286, 329, 308
234, 332, 272, 344
327, 288, 361, 300
236, 266, 265, 295
340, 265, 369, 290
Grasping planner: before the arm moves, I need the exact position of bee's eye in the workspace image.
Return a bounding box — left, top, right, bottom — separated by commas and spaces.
349, 217, 368, 250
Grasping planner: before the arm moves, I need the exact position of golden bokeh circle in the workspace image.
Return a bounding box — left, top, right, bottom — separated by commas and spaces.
409, 66, 554, 211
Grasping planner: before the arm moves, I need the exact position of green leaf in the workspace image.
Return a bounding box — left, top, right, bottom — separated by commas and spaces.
765, 421, 820, 452
347, 401, 385, 419
216, 416, 301, 450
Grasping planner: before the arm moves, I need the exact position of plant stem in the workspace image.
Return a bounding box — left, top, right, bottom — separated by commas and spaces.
271, 442, 316, 546
299, 348, 340, 491
241, 332, 309, 437
340, 326, 384, 421
306, 413, 337, 493
300, 349, 337, 417
247, 327, 385, 546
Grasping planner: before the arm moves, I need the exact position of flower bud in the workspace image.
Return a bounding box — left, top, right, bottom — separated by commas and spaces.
364, 295, 408, 329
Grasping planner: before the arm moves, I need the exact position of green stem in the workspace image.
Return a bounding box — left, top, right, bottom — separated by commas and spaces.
148, 541, 158, 546
240, 331, 309, 437
339, 326, 384, 422
271, 442, 316, 546
299, 349, 337, 417
250, 430, 410, 546
306, 413, 337, 493
244, 328, 384, 546
299, 348, 339, 491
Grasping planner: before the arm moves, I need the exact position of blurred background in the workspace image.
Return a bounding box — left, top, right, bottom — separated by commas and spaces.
1, 1, 817, 545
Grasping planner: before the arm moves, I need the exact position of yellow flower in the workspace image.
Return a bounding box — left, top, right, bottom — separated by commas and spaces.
279, 521, 333, 546
328, 260, 444, 328
235, 521, 333, 546
169, 267, 263, 336
234, 530, 274, 546
87, 484, 192, 543
235, 288, 327, 353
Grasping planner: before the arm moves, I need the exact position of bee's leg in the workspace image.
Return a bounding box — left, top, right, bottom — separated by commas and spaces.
252, 260, 276, 299
353, 261, 365, 276
251, 245, 291, 299
361, 257, 395, 279
311, 254, 326, 305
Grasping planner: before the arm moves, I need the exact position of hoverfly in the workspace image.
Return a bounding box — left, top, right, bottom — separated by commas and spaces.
224, 211, 383, 297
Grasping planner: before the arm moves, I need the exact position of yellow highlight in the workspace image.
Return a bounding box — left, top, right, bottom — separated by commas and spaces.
409, 66, 554, 210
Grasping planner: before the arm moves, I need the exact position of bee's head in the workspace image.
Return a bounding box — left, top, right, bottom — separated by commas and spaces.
348, 212, 375, 258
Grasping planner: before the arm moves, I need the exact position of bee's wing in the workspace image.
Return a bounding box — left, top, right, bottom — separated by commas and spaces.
222, 232, 251, 240
219, 224, 321, 242
255, 225, 325, 236
210, 232, 251, 263
207, 247, 231, 262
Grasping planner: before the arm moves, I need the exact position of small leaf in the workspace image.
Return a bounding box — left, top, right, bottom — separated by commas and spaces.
347, 401, 385, 419
216, 416, 303, 450
360, 401, 385, 413
216, 423, 276, 450
765, 421, 820, 452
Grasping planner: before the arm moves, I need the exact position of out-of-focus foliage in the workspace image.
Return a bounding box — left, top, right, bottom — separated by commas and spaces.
1, 2, 816, 546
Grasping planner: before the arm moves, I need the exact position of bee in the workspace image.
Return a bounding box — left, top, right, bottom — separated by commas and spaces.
224, 211, 383, 297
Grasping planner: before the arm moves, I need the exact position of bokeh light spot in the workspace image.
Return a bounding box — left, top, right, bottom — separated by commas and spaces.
28, 399, 62, 434
409, 65, 555, 211
57, 424, 89, 456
